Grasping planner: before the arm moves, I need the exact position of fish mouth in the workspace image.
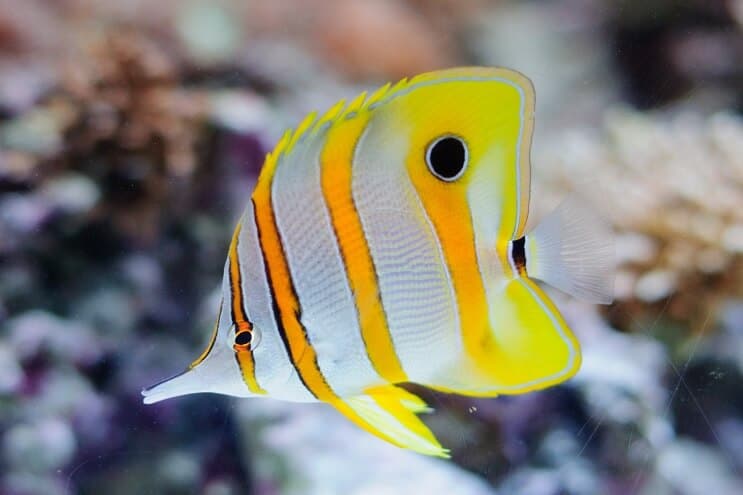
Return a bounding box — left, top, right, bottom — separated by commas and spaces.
141, 368, 194, 405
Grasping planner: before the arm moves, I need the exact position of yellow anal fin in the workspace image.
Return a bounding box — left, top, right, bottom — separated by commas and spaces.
430, 278, 581, 397
330, 385, 449, 458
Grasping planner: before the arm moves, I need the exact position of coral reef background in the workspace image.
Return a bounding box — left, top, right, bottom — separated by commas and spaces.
1, 1, 741, 494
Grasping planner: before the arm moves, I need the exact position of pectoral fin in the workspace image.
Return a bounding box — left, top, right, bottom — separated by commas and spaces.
330, 385, 448, 458
525, 196, 615, 304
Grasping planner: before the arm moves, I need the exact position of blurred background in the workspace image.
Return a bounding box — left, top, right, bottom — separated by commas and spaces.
1, 0, 742, 494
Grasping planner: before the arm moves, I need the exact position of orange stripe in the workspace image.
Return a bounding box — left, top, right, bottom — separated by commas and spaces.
405, 167, 497, 379
320, 115, 408, 384
228, 223, 266, 395
252, 160, 338, 401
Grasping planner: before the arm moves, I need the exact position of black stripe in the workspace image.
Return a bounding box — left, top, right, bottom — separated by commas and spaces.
228, 254, 238, 326
511, 236, 527, 273
250, 199, 318, 398
229, 260, 241, 327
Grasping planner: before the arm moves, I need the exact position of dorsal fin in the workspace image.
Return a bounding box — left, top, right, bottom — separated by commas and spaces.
285, 111, 318, 151
366, 82, 392, 108
262, 80, 405, 166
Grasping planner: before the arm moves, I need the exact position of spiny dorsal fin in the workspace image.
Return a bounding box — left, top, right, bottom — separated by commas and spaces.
263, 77, 413, 166
366, 82, 392, 108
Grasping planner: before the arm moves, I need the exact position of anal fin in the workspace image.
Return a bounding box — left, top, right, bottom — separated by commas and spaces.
330, 385, 449, 458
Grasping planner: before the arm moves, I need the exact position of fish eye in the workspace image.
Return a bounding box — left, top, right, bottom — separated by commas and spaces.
425, 135, 468, 182
232, 325, 261, 351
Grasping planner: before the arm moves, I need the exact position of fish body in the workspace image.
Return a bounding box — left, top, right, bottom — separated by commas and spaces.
143, 67, 613, 457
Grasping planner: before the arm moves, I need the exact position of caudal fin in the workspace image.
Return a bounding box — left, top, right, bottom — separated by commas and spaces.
524, 197, 614, 304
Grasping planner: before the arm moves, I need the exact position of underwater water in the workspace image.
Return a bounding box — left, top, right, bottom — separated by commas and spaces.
1, 1, 742, 494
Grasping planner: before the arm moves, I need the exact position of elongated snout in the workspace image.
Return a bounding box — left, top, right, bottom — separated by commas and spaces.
142, 342, 251, 404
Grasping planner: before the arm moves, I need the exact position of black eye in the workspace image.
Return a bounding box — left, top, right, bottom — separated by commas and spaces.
234, 330, 252, 347
426, 135, 468, 181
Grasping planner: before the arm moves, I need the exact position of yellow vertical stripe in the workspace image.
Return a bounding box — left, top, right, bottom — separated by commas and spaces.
229, 223, 266, 395
320, 114, 408, 384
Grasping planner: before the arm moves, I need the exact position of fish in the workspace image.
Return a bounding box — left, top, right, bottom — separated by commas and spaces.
142, 67, 614, 458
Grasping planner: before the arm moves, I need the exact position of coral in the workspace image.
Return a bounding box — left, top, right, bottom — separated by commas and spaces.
534, 110, 743, 330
